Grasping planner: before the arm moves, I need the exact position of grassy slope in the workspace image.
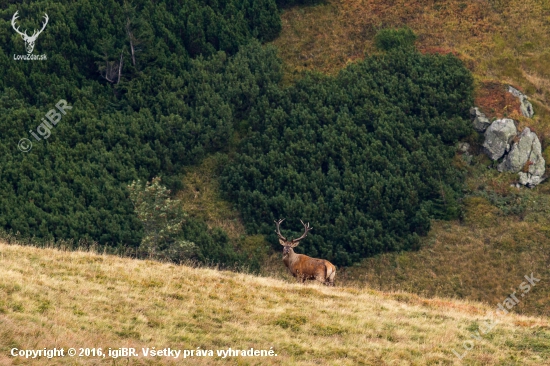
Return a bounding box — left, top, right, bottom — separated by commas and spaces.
1, 242, 550, 365
178, 155, 247, 240
3, 2, 550, 364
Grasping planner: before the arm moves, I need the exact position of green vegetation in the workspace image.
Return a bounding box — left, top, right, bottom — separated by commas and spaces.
0, 0, 283, 265
336, 153, 550, 317
374, 27, 417, 51
128, 177, 195, 261
1, 0, 474, 271
221, 33, 474, 265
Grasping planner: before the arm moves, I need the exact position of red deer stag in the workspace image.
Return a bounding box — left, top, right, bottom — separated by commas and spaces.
274, 219, 336, 286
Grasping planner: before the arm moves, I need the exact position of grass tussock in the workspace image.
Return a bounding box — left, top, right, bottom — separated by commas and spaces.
1, 242, 550, 365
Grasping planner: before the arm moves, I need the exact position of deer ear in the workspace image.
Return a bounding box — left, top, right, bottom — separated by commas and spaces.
278, 239, 287, 246
290, 241, 300, 248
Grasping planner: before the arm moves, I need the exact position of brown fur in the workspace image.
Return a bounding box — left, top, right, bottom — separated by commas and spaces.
282, 245, 336, 286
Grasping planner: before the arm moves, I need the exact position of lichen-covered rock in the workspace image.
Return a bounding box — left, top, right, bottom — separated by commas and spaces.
470, 107, 491, 132
508, 85, 534, 118
497, 127, 537, 173
524, 131, 544, 175
518, 172, 545, 187
483, 119, 517, 160
517, 130, 546, 187
494, 125, 546, 187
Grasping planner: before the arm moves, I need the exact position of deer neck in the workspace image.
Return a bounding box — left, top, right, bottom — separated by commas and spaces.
283, 247, 299, 268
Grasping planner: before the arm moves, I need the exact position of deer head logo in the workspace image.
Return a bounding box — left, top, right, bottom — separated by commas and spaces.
11, 11, 49, 54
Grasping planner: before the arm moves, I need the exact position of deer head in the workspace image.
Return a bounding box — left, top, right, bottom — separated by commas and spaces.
274, 219, 312, 257
12, 11, 49, 54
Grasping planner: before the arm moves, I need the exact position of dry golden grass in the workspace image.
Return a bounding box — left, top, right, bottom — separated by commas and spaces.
272, 0, 550, 80
343, 219, 550, 315
1, 242, 550, 365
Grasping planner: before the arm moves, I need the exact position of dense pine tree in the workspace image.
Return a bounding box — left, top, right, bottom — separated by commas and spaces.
220, 34, 473, 266
0, 1, 473, 267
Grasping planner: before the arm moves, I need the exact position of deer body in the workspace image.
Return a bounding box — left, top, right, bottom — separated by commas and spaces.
275, 219, 336, 286
283, 247, 336, 285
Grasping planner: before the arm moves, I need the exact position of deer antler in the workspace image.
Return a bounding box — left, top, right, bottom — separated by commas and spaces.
290, 220, 312, 247
29, 13, 49, 40
11, 11, 29, 39
274, 219, 287, 243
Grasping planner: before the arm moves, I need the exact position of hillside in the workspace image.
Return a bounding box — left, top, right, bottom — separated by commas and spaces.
271, 0, 550, 146
1, 242, 549, 365
1, 1, 474, 269
256, 0, 550, 315
2, 3, 550, 364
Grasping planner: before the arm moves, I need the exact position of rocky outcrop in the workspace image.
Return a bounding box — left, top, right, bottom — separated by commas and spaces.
508, 85, 534, 118
470, 107, 491, 132
469, 104, 545, 187
517, 129, 546, 187
497, 127, 546, 186
482, 119, 517, 160
497, 127, 537, 172
519, 171, 545, 188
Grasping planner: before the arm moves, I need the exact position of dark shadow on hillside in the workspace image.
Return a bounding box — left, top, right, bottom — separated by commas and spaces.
277, 0, 327, 10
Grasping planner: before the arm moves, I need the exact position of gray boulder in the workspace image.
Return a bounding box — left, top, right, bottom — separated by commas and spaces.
508, 85, 534, 118
517, 130, 546, 187
497, 127, 536, 173
483, 119, 517, 160
528, 136, 545, 177
470, 107, 491, 132
495, 126, 546, 187
519, 172, 545, 187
